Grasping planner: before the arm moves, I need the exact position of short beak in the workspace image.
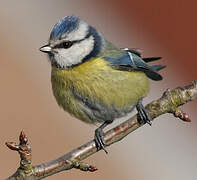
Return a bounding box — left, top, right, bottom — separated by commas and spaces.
39, 45, 52, 53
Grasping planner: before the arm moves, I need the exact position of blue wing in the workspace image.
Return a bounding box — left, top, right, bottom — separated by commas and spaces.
104, 50, 166, 81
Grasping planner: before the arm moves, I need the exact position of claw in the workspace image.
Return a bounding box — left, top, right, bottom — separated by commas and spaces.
136, 98, 152, 125
94, 128, 108, 154
94, 121, 113, 154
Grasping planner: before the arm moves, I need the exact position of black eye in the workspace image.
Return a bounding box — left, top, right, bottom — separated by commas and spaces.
62, 41, 73, 49
54, 41, 73, 49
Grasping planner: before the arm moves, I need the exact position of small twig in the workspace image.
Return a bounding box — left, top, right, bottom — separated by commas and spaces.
73, 161, 97, 172
5, 81, 197, 180
5, 131, 33, 179
5, 132, 97, 180
173, 108, 191, 122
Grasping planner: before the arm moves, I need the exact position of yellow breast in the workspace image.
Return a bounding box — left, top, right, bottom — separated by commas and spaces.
51, 57, 149, 123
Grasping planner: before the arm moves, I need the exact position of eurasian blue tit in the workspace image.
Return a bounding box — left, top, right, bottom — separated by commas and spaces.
40, 16, 166, 153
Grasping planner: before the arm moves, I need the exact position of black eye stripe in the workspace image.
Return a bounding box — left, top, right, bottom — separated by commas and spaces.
54, 41, 73, 49
53, 31, 91, 49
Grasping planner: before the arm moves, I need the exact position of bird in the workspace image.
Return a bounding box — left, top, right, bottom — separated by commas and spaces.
40, 15, 166, 153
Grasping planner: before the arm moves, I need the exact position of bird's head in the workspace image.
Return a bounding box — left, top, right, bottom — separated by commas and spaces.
40, 16, 105, 69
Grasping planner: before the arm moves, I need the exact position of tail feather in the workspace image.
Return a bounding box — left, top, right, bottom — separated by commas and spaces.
143, 57, 162, 63
151, 65, 166, 71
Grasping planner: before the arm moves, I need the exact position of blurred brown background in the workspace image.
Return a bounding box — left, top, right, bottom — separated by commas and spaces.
0, 0, 197, 179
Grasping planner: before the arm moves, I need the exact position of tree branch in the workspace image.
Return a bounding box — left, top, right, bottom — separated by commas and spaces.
5, 81, 197, 180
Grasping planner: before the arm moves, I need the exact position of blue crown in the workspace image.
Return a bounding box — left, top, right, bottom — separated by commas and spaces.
50, 16, 80, 40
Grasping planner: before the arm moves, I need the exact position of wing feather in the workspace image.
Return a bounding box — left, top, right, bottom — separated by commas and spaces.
104, 50, 165, 81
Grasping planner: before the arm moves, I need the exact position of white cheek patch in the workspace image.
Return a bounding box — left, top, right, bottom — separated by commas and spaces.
62, 21, 89, 41
54, 36, 94, 68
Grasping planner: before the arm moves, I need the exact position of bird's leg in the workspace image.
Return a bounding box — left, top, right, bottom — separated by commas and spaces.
94, 120, 113, 154
136, 98, 152, 126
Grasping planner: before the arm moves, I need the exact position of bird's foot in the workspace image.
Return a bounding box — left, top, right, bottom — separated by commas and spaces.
94, 128, 108, 154
136, 98, 152, 126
